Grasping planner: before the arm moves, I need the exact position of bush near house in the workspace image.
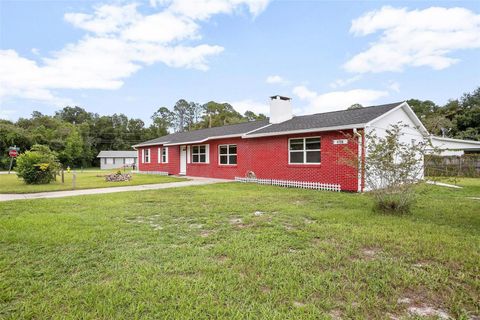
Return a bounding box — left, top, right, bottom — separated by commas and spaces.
15, 145, 61, 184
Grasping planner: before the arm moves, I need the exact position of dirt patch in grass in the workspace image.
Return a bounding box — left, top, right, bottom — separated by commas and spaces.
397, 289, 451, 319
412, 259, 433, 269
360, 246, 382, 260
304, 218, 315, 224
292, 301, 306, 308
329, 309, 343, 320
199, 230, 213, 238
229, 217, 254, 229
293, 200, 308, 206
283, 223, 295, 231
229, 217, 243, 225
260, 285, 271, 294
216, 255, 228, 263
126, 216, 163, 230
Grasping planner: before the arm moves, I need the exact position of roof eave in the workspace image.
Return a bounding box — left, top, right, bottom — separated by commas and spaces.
132, 141, 170, 148
430, 136, 480, 145
164, 133, 247, 146
243, 124, 366, 139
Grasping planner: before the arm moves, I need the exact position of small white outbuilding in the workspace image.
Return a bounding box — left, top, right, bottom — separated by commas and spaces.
97, 151, 137, 170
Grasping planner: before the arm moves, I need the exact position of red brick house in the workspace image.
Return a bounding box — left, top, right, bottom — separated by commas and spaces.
133, 96, 428, 192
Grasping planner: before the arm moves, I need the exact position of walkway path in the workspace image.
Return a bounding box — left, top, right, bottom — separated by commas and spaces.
0, 177, 229, 202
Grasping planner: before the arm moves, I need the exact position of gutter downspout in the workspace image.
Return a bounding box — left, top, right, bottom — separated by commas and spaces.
353, 128, 363, 193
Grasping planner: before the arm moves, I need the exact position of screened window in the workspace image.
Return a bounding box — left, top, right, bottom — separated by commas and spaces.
219, 144, 237, 165
162, 147, 168, 163
289, 137, 321, 164
143, 149, 150, 163
192, 145, 207, 163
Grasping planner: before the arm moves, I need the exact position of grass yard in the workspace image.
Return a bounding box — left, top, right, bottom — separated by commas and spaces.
0, 171, 186, 193
0, 179, 479, 319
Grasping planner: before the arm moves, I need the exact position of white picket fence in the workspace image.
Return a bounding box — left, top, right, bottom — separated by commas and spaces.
234, 177, 341, 192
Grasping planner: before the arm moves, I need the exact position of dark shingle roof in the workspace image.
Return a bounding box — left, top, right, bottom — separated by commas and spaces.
134, 102, 404, 147
134, 120, 270, 147
97, 151, 137, 158
246, 102, 403, 136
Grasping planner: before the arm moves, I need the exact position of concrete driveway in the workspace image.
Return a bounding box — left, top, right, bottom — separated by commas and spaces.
0, 177, 229, 202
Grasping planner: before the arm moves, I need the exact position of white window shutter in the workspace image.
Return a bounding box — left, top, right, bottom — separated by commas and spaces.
158, 147, 161, 163
205, 144, 210, 164
165, 147, 169, 163
142, 149, 144, 163
187, 146, 191, 164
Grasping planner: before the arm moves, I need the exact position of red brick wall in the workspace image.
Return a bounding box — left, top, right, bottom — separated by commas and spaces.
137, 130, 359, 191
137, 145, 181, 175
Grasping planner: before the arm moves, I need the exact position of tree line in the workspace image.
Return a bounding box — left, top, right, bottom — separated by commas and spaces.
0, 100, 266, 169
1, 87, 479, 169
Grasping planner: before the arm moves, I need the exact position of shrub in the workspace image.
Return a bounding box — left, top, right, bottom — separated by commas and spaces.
15, 145, 60, 184
340, 124, 436, 215
372, 187, 414, 215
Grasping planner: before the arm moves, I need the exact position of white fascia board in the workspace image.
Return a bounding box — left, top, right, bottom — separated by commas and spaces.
163, 134, 244, 146
243, 123, 273, 135
242, 124, 366, 139
366, 102, 429, 136
164, 139, 208, 146
132, 141, 170, 148
430, 136, 480, 145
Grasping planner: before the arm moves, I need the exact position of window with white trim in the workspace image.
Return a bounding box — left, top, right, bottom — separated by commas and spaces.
143, 148, 150, 163
162, 147, 168, 163
289, 137, 321, 164
192, 145, 207, 163
219, 144, 237, 165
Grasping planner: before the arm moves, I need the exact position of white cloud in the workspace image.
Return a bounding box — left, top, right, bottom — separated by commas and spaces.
293, 85, 388, 113
329, 75, 362, 88
64, 3, 140, 35
167, 0, 270, 19
231, 99, 269, 115
1, 0, 271, 103
387, 80, 400, 93
266, 75, 289, 85
0, 108, 16, 120
344, 6, 480, 73
123, 11, 200, 43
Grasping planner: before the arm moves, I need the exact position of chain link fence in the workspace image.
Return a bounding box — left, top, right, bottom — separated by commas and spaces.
425, 154, 480, 177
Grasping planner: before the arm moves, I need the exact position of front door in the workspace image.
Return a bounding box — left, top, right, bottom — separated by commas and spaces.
180, 146, 187, 175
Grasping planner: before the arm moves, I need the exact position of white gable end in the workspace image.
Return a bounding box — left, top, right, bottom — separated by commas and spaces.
363, 103, 426, 191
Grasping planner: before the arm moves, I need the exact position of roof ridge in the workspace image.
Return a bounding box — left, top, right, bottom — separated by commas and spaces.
292, 101, 405, 119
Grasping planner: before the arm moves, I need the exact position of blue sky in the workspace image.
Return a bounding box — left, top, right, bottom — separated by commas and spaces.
1, 0, 479, 124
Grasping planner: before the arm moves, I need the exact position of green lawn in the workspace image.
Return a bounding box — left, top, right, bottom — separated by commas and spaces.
0, 171, 187, 193
0, 180, 479, 319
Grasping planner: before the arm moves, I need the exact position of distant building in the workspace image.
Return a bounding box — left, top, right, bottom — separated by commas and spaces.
97, 151, 137, 170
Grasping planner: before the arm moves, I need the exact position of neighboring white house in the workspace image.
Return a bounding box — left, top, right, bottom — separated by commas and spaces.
427, 136, 480, 156
97, 151, 137, 170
